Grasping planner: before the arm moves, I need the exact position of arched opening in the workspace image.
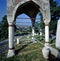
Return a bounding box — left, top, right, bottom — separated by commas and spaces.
15, 12, 41, 37
16, 13, 32, 26
15, 13, 32, 36
10, 1, 41, 55
13, 1, 40, 44
36, 13, 41, 22
14, 1, 40, 20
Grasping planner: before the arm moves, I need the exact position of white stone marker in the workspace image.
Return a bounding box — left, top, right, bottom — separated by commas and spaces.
56, 19, 60, 49
32, 26, 37, 43
17, 38, 20, 44
32, 26, 35, 42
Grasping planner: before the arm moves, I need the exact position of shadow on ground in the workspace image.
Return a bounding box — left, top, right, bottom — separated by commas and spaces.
48, 53, 60, 61
15, 44, 28, 55
15, 42, 32, 55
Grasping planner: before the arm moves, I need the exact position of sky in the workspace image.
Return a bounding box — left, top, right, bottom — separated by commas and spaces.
0, 0, 60, 26
0, 0, 6, 21
16, 13, 40, 26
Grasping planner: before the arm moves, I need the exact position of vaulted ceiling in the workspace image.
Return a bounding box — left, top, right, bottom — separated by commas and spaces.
15, 1, 40, 20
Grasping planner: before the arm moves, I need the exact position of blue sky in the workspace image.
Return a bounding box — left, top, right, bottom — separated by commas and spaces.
0, 0, 6, 21
0, 0, 60, 24
16, 13, 40, 26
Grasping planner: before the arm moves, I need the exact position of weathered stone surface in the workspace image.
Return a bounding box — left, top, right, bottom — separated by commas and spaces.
7, 0, 51, 58
7, 0, 50, 25
33, 0, 49, 10
7, 0, 50, 14
56, 19, 60, 49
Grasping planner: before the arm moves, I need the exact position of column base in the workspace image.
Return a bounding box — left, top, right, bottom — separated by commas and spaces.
7, 49, 15, 58
42, 46, 60, 59
42, 46, 50, 59
45, 42, 50, 47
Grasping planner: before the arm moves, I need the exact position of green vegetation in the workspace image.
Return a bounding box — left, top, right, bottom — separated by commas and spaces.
0, 15, 8, 41
38, 0, 60, 34
0, 43, 51, 61
0, 35, 56, 61
0, 43, 44, 61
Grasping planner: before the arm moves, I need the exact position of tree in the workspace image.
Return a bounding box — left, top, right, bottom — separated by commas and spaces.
0, 15, 8, 41
50, 0, 60, 34
39, 0, 60, 34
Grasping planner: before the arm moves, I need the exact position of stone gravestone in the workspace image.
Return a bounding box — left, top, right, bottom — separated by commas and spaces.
56, 19, 60, 49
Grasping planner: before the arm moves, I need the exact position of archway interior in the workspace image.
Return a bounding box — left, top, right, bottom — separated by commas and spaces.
16, 13, 40, 26
14, 1, 41, 36
16, 13, 32, 26
15, 1, 40, 21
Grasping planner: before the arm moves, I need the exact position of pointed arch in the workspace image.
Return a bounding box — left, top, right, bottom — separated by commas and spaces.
12, 1, 40, 21
16, 13, 32, 26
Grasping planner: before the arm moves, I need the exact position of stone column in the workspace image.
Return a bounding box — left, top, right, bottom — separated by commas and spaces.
7, 23, 15, 58
31, 20, 36, 43
32, 26, 35, 42
56, 19, 60, 49
42, 24, 50, 59
45, 24, 49, 46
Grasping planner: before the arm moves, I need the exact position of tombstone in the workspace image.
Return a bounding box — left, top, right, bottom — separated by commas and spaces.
17, 38, 20, 44
56, 19, 60, 49
40, 29, 43, 36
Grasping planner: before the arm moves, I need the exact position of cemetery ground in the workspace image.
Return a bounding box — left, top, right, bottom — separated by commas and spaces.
0, 35, 58, 61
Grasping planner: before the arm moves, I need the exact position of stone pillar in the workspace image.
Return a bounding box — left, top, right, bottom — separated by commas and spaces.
32, 26, 35, 37
32, 26, 35, 42
42, 25, 50, 59
7, 23, 15, 58
56, 19, 60, 49
42, 24, 50, 59
45, 24, 49, 46
31, 20, 36, 43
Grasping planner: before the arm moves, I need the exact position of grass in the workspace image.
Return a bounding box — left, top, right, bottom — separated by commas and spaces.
0, 35, 58, 61
0, 43, 46, 61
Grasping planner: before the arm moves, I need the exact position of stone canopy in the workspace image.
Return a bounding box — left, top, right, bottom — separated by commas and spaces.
7, 0, 52, 58
7, 0, 51, 25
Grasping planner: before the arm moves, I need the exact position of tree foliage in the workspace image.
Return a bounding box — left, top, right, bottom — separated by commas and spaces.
0, 15, 8, 41
50, 0, 60, 34
39, 0, 60, 34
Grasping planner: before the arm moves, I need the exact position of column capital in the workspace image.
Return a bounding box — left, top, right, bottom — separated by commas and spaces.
45, 42, 49, 43
9, 46, 15, 50
9, 48, 14, 50
8, 22, 14, 27
45, 24, 49, 26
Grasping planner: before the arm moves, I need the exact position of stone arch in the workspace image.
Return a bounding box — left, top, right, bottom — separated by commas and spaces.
7, 0, 51, 25
7, 0, 51, 58
13, 1, 40, 21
